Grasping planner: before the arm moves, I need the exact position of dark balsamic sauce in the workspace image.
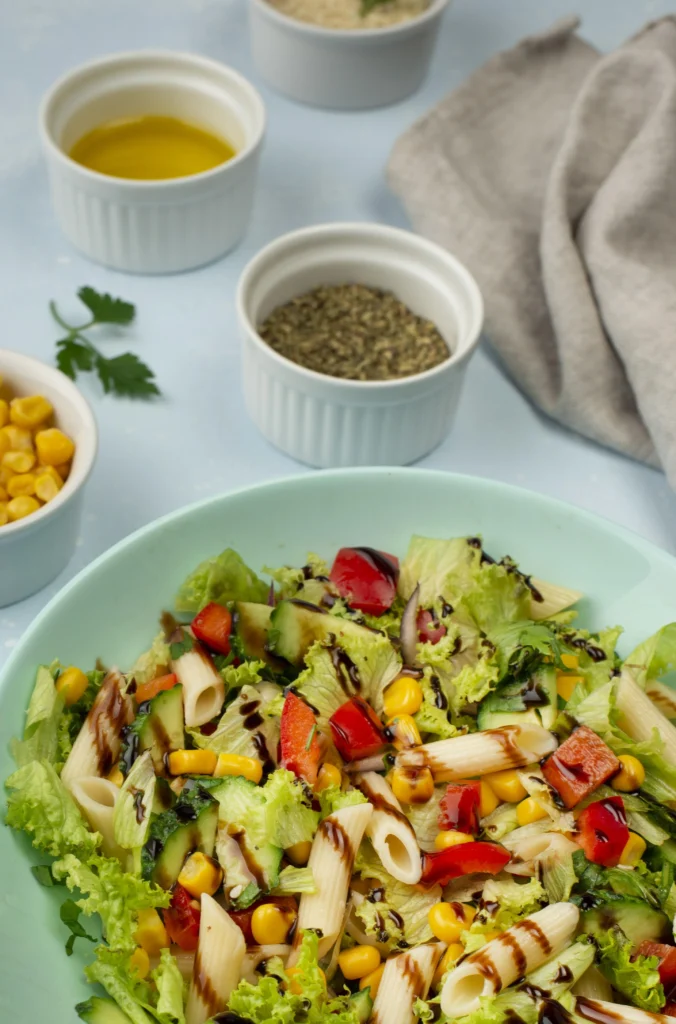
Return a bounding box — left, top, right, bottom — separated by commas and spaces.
352, 547, 399, 586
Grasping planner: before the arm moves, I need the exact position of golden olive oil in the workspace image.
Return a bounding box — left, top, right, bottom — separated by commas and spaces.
69, 115, 236, 180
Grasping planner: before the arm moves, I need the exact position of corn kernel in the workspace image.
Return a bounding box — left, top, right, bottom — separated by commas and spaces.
0, 466, 14, 487
35, 466, 63, 503
481, 931, 503, 942
390, 765, 435, 805
286, 841, 312, 866
560, 653, 579, 670
359, 963, 385, 998
167, 749, 218, 775
620, 831, 647, 867
434, 830, 475, 851
251, 903, 296, 945
287, 966, 325, 996
35, 428, 75, 467
7, 472, 36, 498
556, 673, 584, 701
0, 400, 8, 428
54, 461, 71, 480
135, 908, 169, 955
213, 753, 263, 783
0, 424, 33, 452
0, 485, 6, 502
178, 851, 224, 898
612, 754, 646, 793
338, 945, 381, 980
516, 797, 549, 826
56, 666, 89, 706
428, 902, 475, 944
0, 502, 8, 527
315, 763, 342, 792
387, 713, 422, 751
383, 677, 424, 719
483, 769, 527, 804
129, 947, 150, 980
434, 943, 465, 987
480, 780, 500, 817
107, 767, 124, 787
7, 495, 40, 521
10, 395, 53, 429
2, 450, 36, 474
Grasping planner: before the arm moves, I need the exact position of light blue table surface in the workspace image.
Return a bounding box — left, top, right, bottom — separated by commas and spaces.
2, 0, 676, 669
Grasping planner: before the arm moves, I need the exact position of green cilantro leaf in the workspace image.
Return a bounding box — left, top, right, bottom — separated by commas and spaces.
55, 338, 94, 379
31, 864, 64, 887
60, 898, 97, 956
361, 0, 389, 12
169, 632, 194, 660
78, 286, 135, 326
95, 352, 160, 398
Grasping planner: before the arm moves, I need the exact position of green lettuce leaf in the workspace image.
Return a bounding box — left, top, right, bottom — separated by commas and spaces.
52, 852, 170, 951
114, 750, 156, 854
318, 784, 368, 818
131, 634, 171, 687
10, 665, 64, 768
189, 684, 278, 760
487, 621, 565, 679
295, 643, 352, 726
452, 650, 501, 709
354, 841, 439, 946
272, 865, 317, 895
175, 547, 268, 614
85, 948, 156, 1024
624, 623, 676, 689
414, 671, 463, 740
557, 626, 622, 696
398, 535, 479, 605
464, 877, 546, 944
595, 927, 664, 1011
455, 560, 531, 634
339, 632, 401, 715
5, 760, 100, 858
152, 948, 186, 1023
220, 659, 266, 692
261, 769, 320, 849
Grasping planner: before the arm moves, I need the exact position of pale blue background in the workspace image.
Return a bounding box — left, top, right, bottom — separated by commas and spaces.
2, 0, 676, 667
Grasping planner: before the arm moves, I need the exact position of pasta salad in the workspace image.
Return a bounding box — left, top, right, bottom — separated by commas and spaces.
6, 535, 676, 1024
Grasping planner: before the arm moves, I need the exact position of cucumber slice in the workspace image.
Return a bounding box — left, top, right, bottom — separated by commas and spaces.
232, 602, 285, 670
76, 998, 133, 1024
269, 599, 375, 667
477, 667, 557, 731
580, 899, 670, 949
135, 684, 185, 774
142, 780, 218, 889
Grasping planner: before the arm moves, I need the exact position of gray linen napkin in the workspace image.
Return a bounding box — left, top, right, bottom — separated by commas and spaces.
388, 16, 676, 482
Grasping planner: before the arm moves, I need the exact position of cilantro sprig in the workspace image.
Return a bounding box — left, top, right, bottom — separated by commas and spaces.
51, 287, 160, 399
361, 0, 389, 13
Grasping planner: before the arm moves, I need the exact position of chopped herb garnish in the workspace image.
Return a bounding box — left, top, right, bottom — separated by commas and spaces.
60, 898, 97, 956
305, 723, 317, 751
169, 632, 194, 660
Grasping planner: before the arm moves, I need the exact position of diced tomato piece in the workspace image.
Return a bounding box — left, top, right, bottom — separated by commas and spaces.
417, 609, 447, 645
576, 796, 629, 868
541, 725, 620, 808
163, 883, 201, 950
636, 942, 676, 992
329, 547, 399, 616
229, 896, 297, 944
191, 602, 233, 655
135, 673, 178, 705
421, 841, 511, 887
439, 781, 482, 835
329, 696, 387, 763
280, 692, 322, 785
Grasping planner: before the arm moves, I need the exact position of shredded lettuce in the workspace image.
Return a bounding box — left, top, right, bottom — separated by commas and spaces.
469, 877, 546, 935
114, 751, 156, 855
220, 659, 267, 692
85, 948, 157, 1024
189, 684, 278, 760
175, 547, 268, 614
487, 621, 564, 679
338, 632, 401, 714
354, 842, 439, 946
318, 783, 368, 818
624, 623, 676, 689
261, 769, 320, 849
5, 760, 100, 858
10, 665, 64, 768
295, 643, 353, 726
452, 651, 501, 709
455, 560, 532, 634
595, 927, 665, 1012
272, 865, 317, 895
131, 634, 171, 687
398, 535, 479, 606
152, 948, 186, 1023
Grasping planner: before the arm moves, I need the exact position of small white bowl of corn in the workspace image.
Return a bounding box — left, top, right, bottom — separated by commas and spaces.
0, 350, 97, 606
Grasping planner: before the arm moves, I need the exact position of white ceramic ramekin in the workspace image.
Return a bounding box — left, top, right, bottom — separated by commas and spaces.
237, 222, 483, 467
0, 351, 97, 607
39, 51, 266, 274
249, 0, 450, 109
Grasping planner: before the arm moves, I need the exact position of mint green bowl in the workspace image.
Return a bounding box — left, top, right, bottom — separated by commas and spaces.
3, 468, 676, 1022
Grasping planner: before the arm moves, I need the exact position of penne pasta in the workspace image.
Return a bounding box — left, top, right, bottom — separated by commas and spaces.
573, 997, 673, 1024
529, 579, 582, 620
616, 671, 676, 765
573, 965, 614, 1002
288, 802, 373, 965
371, 943, 442, 1024
61, 669, 134, 787
185, 893, 245, 1024
397, 724, 557, 782
69, 776, 127, 862
646, 680, 676, 721
171, 633, 225, 728
440, 902, 579, 1018
357, 771, 422, 884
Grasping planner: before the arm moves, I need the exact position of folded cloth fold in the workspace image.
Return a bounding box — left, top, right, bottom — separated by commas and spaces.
388, 16, 676, 482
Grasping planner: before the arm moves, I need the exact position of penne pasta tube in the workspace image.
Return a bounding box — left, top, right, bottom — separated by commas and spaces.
288, 802, 373, 965
573, 966, 614, 1002
646, 680, 676, 721
357, 771, 422, 884
185, 893, 245, 1024
529, 579, 582, 620
573, 997, 673, 1024
70, 776, 127, 862
241, 945, 291, 984
503, 829, 579, 864
440, 902, 579, 1018
397, 724, 557, 782
61, 669, 134, 787
616, 671, 676, 765
371, 943, 443, 1024
171, 632, 225, 728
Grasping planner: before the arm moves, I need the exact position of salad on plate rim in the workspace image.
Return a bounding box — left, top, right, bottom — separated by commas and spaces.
6, 533, 676, 1024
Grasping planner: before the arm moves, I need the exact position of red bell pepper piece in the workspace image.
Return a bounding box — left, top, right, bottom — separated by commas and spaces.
329, 696, 387, 762
134, 673, 178, 705
439, 781, 482, 834
280, 692, 322, 785
576, 796, 629, 867
191, 602, 233, 656
636, 942, 676, 993
329, 547, 399, 616
542, 725, 620, 808
417, 609, 447, 645
421, 841, 511, 887
664, 1004, 676, 1018
229, 896, 297, 944
163, 884, 201, 950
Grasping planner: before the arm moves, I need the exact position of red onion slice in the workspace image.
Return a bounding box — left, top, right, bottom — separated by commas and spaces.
400, 583, 420, 666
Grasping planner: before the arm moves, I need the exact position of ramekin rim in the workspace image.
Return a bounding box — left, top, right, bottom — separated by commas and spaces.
249, 0, 450, 40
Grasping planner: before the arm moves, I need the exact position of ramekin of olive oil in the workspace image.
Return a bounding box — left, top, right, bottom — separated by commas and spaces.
69, 115, 236, 180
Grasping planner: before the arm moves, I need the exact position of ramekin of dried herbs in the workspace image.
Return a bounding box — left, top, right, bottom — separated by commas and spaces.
237, 222, 483, 468
248, 0, 450, 110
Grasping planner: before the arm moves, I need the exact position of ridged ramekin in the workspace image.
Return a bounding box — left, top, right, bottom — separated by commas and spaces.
249, 0, 450, 110
237, 223, 483, 467
0, 351, 97, 607
39, 51, 266, 274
